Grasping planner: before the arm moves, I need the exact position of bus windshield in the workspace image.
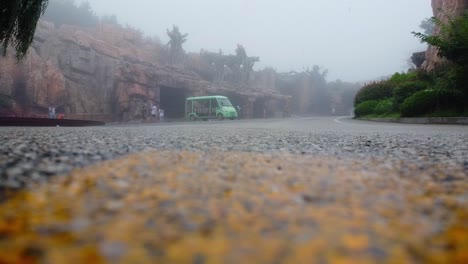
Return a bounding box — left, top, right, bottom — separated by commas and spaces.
218, 98, 232, 107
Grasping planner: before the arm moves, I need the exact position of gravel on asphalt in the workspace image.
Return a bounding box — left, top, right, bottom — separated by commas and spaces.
1, 117, 467, 189
0, 150, 466, 263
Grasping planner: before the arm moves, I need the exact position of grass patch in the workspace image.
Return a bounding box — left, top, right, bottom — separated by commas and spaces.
360, 113, 401, 119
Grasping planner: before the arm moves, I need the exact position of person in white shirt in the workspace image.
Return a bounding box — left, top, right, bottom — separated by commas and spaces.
151, 104, 158, 120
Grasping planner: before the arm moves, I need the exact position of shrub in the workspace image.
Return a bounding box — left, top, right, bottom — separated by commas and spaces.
393, 81, 429, 105
388, 71, 418, 86
400, 89, 463, 117
413, 12, 468, 67
354, 100, 379, 117
374, 99, 395, 115
436, 89, 464, 111
401, 90, 438, 117
354, 81, 393, 106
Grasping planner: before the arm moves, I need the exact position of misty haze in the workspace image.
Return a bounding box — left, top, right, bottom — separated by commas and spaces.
0, 0, 467, 263
78, 0, 431, 82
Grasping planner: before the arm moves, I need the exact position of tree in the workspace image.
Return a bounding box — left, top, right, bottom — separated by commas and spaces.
0, 0, 49, 60
413, 12, 468, 97
234, 44, 259, 85
413, 13, 468, 66
166, 25, 188, 65
419, 18, 435, 36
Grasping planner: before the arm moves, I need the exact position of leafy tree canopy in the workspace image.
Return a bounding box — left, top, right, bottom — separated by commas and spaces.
413, 12, 468, 66
419, 18, 435, 36
0, 0, 49, 60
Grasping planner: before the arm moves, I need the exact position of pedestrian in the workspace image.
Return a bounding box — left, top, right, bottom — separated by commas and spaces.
48, 105, 56, 119
159, 109, 165, 123
151, 104, 158, 120
236, 105, 241, 118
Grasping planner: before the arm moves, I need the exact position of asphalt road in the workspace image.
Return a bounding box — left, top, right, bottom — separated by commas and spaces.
0, 117, 467, 263
1, 117, 467, 188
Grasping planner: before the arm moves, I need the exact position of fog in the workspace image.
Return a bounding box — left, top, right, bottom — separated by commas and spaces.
80, 0, 431, 82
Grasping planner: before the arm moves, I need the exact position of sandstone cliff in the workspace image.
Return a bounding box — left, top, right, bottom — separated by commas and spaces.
0, 21, 288, 121
424, 0, 468, 70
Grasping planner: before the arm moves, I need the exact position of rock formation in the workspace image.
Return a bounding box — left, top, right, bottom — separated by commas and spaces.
423, 0, 468, 70
0, 21, 288, 121
411, 52, 426, 68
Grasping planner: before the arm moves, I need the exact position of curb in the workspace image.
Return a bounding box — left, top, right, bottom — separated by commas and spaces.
358, 117, 468, 125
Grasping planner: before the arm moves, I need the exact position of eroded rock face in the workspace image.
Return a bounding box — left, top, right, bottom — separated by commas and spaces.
0, 21, 164, 121
0, 21, 289, 121
424, 0, 468, 70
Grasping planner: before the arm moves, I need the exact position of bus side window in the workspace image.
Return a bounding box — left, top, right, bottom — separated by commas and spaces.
193, 100, 201, 114
212, 99, 219, 108
211, 99, 218, 114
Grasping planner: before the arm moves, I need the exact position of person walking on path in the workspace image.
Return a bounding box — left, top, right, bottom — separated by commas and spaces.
151, 104, 158, 121
159, 109, 165, 123
48, 106, 56, 119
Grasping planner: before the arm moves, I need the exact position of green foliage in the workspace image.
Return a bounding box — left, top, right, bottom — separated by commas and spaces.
413, 12, 468, 99
420, 17, 435, 36
354, 100, 379, 117
43, 0, 99, 27
430, 64, 457, 90
360, 112, 400, 119
413, 13, 468, 66
427, 109, 462, 117
374, 99, 395, 115
356, 34, 468, 117
393, 81, 429, 105
0, 0, 49, 60
354, 81, 393, 106
400, 89, 463, 117
400, 90, 438, 117
388, 71, 418, 86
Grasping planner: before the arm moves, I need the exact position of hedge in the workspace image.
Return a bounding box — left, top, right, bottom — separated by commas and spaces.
393, 81, 429, 105
354, 81, 393, 106
374, 99, 395, 115
354, 100, 379, 117
400, 89, 463, 117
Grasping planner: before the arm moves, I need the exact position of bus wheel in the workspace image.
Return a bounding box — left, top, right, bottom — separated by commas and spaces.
190, 115, 196, 121
217, 113, 224, 121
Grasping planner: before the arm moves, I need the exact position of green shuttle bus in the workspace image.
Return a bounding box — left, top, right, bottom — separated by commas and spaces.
185, 96, 238, 121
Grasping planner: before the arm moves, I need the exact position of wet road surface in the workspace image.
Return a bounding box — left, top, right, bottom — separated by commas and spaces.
0, 117, 467, 263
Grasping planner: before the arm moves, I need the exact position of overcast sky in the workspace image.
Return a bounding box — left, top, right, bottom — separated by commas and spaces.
81, 0, 432, 82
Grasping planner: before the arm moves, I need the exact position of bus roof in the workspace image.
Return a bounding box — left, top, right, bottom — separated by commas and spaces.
186, 95, 228, 100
